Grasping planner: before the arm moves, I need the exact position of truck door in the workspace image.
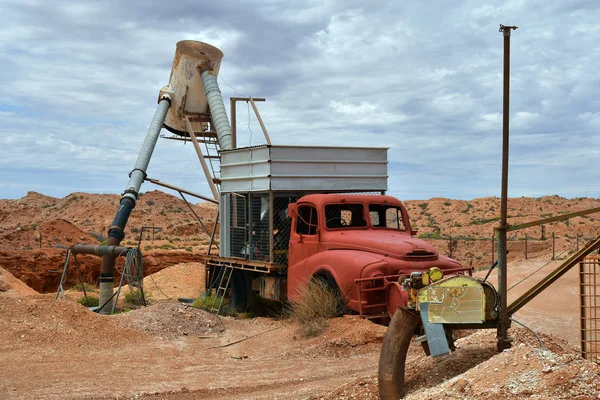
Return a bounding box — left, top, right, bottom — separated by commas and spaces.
289, 204, 320, 267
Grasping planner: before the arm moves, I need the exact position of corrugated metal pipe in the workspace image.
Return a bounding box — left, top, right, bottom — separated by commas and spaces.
98, 97, 171, 314
200, 69, 233, 151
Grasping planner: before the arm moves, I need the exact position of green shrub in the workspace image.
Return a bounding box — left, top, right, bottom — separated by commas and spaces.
192, 293, 232, 315
78, 295, 99, 307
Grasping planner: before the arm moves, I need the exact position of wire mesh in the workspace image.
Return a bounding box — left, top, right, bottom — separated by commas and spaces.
581, 254, 600, 363
273, 195, 298, 265
229, 193, 247, 259
248, 193, 270, 262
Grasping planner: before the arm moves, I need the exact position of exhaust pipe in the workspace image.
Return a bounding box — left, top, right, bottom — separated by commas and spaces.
378, 307, 421, 399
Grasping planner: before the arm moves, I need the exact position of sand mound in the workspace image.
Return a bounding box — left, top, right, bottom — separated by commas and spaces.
139, 262, 206, 301
0, 295, 145, 348
0, 266, 38, 296
325, 327, 598, 399
115, 302, 223, 338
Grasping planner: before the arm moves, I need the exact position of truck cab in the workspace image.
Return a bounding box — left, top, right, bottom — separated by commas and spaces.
287, 194, 469, 317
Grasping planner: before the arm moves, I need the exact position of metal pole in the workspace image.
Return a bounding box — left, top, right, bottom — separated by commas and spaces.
525, 233, 528, 260
185, 116, 220, 200
99, 97, 171, 314
497, 23, 517, 352
491, 234, 495, 265
552, 232, 556, 260
248, 97, 272, 145
230, 98, 237, 148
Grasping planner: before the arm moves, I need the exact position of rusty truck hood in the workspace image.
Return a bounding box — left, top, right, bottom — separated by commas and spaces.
322, 230, 439, 261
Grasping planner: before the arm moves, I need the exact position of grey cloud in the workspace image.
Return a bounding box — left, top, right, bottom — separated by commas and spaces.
0, 0, 598, 200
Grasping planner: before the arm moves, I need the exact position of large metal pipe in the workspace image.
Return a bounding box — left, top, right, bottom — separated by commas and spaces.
72, 244, 130, 256
200, 69, 233, 150
378, 307, 421, 399
99, 97, 171, 314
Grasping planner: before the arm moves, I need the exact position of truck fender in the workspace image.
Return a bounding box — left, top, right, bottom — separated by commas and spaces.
288, 250, 383, 303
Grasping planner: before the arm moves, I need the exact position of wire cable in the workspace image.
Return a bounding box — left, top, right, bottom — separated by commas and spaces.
247, 101, 254, 146
510, 317, 545, 350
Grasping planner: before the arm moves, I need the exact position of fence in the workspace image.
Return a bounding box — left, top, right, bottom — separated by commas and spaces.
421, 232, 595, 270
580, 255, 600, 362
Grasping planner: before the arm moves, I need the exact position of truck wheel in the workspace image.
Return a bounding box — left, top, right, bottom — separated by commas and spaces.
313, 273, 344, 316
231, 270, 256, 311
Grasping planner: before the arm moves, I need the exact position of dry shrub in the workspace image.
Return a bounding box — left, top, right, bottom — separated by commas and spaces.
285, 279, 346, 337
124, 289, 150, 306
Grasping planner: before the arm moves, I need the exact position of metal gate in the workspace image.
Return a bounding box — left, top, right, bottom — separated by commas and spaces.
580, 254, 600, 362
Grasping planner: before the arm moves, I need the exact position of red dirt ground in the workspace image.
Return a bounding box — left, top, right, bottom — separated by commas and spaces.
1, 191, 600, 398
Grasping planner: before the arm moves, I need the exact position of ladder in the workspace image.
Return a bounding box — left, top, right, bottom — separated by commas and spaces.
210, 265, 234, 315
184, 115, 221, 201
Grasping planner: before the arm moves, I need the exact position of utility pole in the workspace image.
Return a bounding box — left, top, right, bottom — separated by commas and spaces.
496, 24, 518, 352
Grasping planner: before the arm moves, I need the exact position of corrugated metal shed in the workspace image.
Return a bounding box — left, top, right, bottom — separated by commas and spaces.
220, 145, 388, 193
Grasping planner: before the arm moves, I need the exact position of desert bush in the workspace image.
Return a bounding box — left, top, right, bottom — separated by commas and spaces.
124, 289, 150, 306
284, 279, 345, 337
77, 295, 99, 307
70, 282, 97, 293
192, 293, 233, 315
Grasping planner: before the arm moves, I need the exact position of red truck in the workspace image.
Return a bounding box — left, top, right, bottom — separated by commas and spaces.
286, 193, 467, 317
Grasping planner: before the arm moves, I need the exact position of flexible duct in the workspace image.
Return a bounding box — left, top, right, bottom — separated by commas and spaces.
201, 70, 233, 150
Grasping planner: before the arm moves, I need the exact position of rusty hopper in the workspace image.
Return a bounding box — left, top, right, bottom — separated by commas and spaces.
98, 41, 232, 313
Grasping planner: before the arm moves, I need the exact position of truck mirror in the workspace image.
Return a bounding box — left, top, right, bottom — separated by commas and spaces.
288, 203, 298, 218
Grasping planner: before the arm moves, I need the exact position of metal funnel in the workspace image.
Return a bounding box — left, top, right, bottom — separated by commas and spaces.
160, 40, 224, 136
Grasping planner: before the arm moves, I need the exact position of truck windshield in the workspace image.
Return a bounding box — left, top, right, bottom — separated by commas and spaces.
368, 204, 406, 231
324, 203, 367, 229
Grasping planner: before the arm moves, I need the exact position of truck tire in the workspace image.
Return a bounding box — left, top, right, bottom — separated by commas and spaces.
313, 272, 344, 316
230, 270, 257, 311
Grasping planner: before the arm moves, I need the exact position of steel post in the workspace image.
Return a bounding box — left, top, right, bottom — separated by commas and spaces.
497, 24, 517, 352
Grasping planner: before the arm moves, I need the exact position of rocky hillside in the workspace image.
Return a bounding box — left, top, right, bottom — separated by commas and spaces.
0, 191, 598, 291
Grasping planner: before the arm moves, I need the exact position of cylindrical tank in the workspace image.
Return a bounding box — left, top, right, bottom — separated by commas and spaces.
160, 40, 224, 136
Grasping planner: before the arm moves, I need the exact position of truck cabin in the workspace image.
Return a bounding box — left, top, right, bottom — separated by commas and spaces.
291, 194, 414, 236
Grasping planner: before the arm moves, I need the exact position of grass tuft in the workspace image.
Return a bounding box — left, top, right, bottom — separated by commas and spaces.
77, 295, 99, 307
284, 279, 345, 337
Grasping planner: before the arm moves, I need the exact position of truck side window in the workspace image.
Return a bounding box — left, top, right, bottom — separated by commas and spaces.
296, 206, 318, 235
369, 204, 407, 231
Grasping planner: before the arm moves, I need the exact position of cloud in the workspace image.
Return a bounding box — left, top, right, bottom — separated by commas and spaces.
0, 0, 599, 201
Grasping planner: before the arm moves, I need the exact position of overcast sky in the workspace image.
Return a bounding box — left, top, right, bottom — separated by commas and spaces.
1, 0, 598, 201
